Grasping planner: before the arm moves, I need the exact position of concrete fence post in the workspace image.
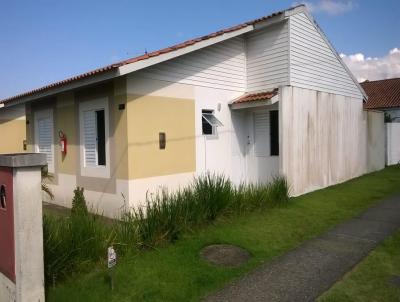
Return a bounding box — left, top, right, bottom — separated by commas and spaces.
0, 153, 47, 302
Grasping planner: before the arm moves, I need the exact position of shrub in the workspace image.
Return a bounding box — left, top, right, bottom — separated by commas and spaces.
44, 187, 113, 286
71, 187, 88, 216
41, 167, 54, 200
43, 211, 113, 286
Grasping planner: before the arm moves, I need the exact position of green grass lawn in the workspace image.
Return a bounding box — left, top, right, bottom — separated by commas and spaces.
47, 166, 400, 302
319, 231, 400, 302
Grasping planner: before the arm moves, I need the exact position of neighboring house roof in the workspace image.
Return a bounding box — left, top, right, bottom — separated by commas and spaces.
232, 89, 278, 104
361, 78, 400, 109
0, 8, 285, 105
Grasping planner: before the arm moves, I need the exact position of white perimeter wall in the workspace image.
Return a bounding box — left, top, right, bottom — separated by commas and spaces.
280, 86, 367, 196
366, 111, 385, 172
386, 123, 400, 165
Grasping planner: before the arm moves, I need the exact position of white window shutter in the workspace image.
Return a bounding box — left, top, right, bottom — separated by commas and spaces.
37, 117, 54, 168
83, 110, 97, 166
254, 112, 269, 157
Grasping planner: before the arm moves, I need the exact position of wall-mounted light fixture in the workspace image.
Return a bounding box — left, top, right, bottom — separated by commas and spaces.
159, 132, 166, 149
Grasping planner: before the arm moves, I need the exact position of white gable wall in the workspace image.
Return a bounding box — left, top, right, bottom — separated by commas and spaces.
289, 12, 363, 99
245, 21, 289, 92
136, 37, 246, 92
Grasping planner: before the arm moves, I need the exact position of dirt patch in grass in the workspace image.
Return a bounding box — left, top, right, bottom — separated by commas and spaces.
200, 244, 251, 267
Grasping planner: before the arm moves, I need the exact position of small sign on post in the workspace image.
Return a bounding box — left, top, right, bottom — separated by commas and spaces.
107, 246, 117, 290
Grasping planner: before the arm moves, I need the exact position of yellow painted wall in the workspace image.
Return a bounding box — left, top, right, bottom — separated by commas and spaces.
127, 94, 196, 179
0, 119, 26, 153
56, 92, 77, 174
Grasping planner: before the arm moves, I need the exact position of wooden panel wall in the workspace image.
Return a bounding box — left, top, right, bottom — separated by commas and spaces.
136, 37, 246, 92
280, 86, 367, 195
289, 13, 363, 99
245, 21, 289, 92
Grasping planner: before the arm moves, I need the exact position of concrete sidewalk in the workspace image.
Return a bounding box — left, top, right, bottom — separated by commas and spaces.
205, 194, 400, 302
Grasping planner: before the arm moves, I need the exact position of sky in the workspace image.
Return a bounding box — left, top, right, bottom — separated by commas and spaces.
0, 0, 399, 100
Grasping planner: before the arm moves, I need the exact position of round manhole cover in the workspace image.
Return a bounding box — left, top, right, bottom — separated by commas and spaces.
200, 244, 251, 267
390, 275, 400, 287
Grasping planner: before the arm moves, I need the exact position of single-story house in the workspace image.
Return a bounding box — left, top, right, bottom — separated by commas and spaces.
0, 5, 383, 217
361, 78, 400, 165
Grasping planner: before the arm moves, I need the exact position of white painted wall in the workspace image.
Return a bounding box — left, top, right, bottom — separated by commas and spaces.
127, 74, 245, 206
245, 21, 289, 92
289, 13, 363, 99
280, 86, 366, 196
126, 74, 280, 206
194, 85, 242, 177
386, 123, 400, 165
45, 174, 129, 218
136, 37, 246, 92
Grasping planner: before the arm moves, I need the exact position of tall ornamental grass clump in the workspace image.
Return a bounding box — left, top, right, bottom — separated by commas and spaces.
131, 174, 234, 247
43, 174, 290, 286
130, 174, 289, 247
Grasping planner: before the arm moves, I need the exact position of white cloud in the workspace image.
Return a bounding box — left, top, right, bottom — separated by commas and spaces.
293, 0, 353, 15
340, 48, 400, 82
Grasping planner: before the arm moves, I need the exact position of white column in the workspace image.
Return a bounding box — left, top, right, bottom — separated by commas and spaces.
0, 153, 46, 302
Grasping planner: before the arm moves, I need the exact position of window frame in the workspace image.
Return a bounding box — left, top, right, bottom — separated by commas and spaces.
202, 109, 222, 136
79, 98, 110, 178
34, 108, 55, 173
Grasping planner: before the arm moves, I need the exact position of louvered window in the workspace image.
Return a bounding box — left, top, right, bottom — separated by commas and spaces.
79, 97, 110, 179
83, 109, 106, 166
254, 112, 269, 157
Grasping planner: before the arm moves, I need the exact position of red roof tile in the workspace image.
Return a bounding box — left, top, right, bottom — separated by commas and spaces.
232, 89, 278, 104
361, 78, 400, 109
0, 9, 287, 104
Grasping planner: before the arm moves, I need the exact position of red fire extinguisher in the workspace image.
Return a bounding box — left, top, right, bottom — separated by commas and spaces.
59, 130, 67, 155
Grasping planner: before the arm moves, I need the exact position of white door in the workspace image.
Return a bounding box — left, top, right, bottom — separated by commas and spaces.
34, 109, 55, 173
246, 108, 279, 184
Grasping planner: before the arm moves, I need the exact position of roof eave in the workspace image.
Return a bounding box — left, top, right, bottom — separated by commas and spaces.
1, 69, 119, 108
230, 94, 279, 110
0, 7, 296, 106
118, 25, 255, 77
